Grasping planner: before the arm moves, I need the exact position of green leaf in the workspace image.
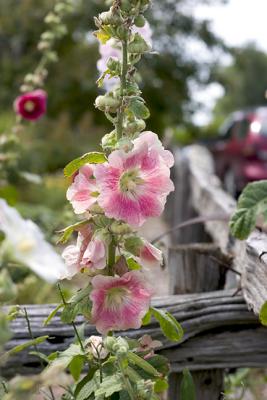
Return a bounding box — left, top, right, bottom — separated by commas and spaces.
230, 180, 267, 239
151, 308, 183, 342
61, 303, 80, 324
128, 352, 160, 377
126, 258, 141, 270
94, 374, 123, 398
128, 98, 150, 120
1, 335, 49, 362
259, 301, 267, 326
154, 378, 168, 393
124, 236, 143, 256
76, 371, 100, 400
142, 308, 152, 326
74, 367, 98, 397
180, 369, 196, 400
57, 220, 89, 244
43, 303, 64, 326
69, 355, 85, 381
64, 152, 107, 177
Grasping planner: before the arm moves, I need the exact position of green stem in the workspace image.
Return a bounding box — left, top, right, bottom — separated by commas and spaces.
57, 283, 85, 353
117, 39, 128, 138
118, 359, 136, 400
107, 240, 116, 275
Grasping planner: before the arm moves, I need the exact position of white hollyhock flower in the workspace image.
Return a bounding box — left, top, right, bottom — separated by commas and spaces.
0, 199, 66, 282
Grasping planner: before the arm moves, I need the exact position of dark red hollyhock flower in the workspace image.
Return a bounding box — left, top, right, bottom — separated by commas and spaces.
14, 90, 47, 121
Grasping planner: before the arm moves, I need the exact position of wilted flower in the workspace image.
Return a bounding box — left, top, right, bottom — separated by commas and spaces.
136, 240, 163, 269
90, 271, 153, 334
138, 334, 162, 357
86, 335, 109, 359
94, 138, 174, 227
14, 89, 47, 121
66, 164, 98, 214
0, 199, 66, 282
61, 227, 106, 279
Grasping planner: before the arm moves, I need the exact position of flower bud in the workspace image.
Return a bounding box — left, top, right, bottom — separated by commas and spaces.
38, 41, 51, 51
41, 31, 55, 42
95, 94, 120, 113
99, 10, 121, 26
110, 221, 132, 235
101, 130, 117, 150
134, 15, 146, 28
104, 336, 116, 351
128, 33, 151, 54
120, 0, 132, 12
125, 119, 146, 135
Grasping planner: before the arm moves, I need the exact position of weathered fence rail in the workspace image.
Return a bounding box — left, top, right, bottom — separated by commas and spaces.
3, 144, 267, 399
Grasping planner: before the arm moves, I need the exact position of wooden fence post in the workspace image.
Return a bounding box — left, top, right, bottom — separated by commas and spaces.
167, 148, 225, 399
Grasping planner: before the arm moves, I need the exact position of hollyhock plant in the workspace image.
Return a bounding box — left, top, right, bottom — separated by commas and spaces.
90, 271, 153, 334
61, 227, 106, 279
94, 141, 174, 227
66, 164, 98, 214
14, 89, 47, 121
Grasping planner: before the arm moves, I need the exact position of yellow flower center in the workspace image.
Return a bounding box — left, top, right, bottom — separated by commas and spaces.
105, 286, 129, 310
17, 239, 36, 253
24, 100, 35, 112
119, 169, 144, 193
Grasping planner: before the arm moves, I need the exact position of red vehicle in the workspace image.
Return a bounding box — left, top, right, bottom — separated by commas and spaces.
211, 107, 267, 196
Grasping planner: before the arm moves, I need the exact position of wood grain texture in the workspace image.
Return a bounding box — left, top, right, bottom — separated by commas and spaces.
2, 290, 265, 378
176, 145, 267, 314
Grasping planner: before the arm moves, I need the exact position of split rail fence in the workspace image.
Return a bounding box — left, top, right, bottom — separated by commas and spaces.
3, 145, 267, 399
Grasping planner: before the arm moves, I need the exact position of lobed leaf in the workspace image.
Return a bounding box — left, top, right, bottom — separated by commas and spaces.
64, 152, 107, 177
230, 180, 267, 239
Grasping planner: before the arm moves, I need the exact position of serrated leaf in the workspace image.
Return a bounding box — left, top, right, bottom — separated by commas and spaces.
57, 220, 89, 244
230, 180, 267, 239
64, 152, 107, 177
43, 303, 64, 326
180, 369, 196, 400
151, 308, 183, 342
259, 301, 267, 326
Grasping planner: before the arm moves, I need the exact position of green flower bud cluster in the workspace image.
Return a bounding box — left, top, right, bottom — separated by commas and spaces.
94, 0, 152, 149
20, 0, 74, 93
104, 336, 129, 357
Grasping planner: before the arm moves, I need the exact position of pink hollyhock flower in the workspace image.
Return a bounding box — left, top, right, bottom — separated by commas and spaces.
133, 131, 174, 168
66, 164, 98, 214
61, 227, 106, 279
94, 141, 174, 227
136, 240, 163, 269
14, 89, 47, 121
90, 271, 153, 334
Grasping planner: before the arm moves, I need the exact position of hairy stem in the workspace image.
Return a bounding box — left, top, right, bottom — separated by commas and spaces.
57, 283, 85, 352
117, 39, 128, 138
118, 359, 136, 400
108, 240, 116, 275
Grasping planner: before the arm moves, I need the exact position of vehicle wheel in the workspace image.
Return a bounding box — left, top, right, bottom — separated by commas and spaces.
223, 169, 238, 198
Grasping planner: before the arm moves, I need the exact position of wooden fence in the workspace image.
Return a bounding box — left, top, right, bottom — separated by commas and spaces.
3, 145, 267, 399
